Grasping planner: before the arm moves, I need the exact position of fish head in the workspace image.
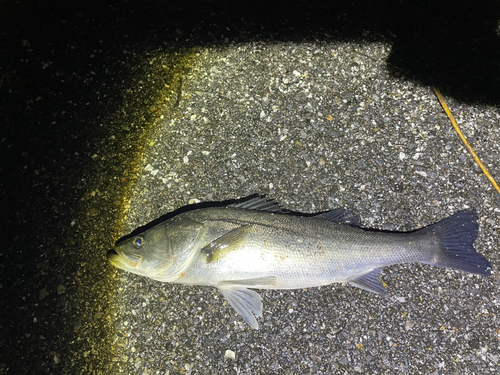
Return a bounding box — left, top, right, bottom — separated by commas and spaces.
107, 224, 175, 278
107, 217, 207, 282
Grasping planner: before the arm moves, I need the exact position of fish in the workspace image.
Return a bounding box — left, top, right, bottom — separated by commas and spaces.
107, 196, 493, 329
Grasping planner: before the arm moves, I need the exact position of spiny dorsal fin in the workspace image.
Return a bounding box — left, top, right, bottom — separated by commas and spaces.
229, 196, 288, 213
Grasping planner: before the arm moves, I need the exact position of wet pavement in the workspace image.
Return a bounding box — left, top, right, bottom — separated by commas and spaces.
2, 1, 499, 374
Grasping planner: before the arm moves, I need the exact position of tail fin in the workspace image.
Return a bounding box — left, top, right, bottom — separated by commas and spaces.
421, 209, 492, 276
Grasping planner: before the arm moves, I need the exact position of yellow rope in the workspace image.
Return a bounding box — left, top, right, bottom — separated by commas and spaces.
431, 86, 500, 194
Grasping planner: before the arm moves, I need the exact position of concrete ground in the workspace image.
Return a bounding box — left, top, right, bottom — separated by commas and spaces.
1, 1, 499, 374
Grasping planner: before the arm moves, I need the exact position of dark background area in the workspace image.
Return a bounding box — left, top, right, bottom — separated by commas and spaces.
1, 0, 499, 373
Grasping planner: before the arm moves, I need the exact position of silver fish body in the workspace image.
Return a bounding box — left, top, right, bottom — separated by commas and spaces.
108, 197, 492, 328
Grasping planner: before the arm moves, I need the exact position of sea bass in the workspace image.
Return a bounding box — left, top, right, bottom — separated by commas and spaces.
107, 197, 492, 329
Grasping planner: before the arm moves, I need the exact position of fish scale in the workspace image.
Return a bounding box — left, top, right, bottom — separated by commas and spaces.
181, 209, 427, 286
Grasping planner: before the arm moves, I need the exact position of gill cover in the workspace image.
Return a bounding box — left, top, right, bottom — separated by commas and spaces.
161, 217, 208, 280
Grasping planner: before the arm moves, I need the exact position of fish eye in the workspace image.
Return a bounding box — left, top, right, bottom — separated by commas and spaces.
133, 236, 145, 249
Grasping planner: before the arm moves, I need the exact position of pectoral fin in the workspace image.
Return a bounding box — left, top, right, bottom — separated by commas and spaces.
218, 286, 263, 329
201, 225, 252, 263
348, 269, 387, 296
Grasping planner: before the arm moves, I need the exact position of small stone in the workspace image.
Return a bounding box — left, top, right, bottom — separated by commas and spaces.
39, 288, 49, 300
57, 284, 66, 295
405, 320, 415, 330
225, 350, 235, 360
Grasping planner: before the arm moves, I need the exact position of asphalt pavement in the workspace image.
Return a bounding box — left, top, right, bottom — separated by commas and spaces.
110, 41, 500, 375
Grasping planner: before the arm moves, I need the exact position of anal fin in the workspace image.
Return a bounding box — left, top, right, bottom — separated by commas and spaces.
348, 269, 387, 296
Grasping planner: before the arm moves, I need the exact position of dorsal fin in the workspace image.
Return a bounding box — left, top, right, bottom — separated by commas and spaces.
229, 196, 289, 213
230, 196, 361, 225
314, 208, 361, 226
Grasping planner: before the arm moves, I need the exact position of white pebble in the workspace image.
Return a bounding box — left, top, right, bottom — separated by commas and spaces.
224, 350, 235, 360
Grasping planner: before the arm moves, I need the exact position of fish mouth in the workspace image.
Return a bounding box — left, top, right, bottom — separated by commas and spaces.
107, 249, 140, 269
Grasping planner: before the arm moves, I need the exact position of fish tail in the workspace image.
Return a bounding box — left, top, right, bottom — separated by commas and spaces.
421, 209, 492, 276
